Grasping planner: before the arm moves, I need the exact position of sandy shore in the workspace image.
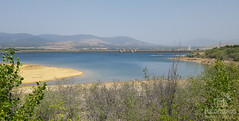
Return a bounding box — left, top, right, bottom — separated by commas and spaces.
169, 55, 238, 65
19, 64, 84, 84
169, 55, 216, 65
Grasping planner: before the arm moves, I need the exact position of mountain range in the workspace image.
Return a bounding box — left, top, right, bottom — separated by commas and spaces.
0, 32, 164, 50
0, 32, 238, 50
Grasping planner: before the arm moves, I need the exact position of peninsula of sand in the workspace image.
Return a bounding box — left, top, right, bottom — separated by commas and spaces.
19, 64, 83, 84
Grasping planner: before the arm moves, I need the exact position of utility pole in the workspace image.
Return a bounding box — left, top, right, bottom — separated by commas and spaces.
219, 40, 222, 48
179, 40, 181, 50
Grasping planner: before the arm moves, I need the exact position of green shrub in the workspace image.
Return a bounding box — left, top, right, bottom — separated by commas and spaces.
202, 60, 239, 120
0, 48, 46, 120
204, 45, 239, 61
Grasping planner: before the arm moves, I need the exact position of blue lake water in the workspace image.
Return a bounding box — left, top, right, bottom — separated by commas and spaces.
3, 52, 205, 84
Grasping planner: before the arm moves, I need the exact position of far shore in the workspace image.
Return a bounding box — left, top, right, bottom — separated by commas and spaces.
0, 49, 194, 53
19, 64, 84, 84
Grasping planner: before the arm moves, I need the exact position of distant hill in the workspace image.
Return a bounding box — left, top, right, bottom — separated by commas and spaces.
0, 33, 50, 47
0, 33, 165, 50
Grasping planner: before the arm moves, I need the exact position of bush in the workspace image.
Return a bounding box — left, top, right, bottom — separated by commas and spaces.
0, 48, 46, 120
33, 80, 83, 120
204, 45, 239, 61
201, 60, 239, 120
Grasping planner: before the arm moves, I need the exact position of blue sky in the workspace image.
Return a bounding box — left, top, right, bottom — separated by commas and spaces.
0, 0, 239, 45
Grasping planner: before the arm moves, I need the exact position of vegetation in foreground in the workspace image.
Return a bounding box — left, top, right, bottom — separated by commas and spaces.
0, 49, 239, 120
0, 49, 47, 120
31, 60, 238, 120
187, 45, 239, 61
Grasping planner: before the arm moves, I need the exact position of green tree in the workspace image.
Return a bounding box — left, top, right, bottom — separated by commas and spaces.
0, 48, 46, 120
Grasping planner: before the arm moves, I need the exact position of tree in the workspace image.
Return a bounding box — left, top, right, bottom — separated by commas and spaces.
0, 48, 47, 120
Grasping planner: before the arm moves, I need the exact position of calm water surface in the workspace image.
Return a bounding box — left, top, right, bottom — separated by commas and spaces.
11, 52, 204, 84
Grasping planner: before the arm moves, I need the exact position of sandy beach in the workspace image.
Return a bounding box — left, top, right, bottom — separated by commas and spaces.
19, 64, 84, 84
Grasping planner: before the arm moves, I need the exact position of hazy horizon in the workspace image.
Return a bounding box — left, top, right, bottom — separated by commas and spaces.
1, 0, 239, 45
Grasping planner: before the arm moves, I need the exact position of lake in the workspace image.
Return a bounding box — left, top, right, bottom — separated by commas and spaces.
9, 52, 204, 84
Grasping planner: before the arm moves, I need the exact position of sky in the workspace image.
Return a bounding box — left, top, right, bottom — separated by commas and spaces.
0, 0, 239, 45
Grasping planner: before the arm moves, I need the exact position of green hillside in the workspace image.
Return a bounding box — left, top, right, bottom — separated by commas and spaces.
187, 45, 239, 61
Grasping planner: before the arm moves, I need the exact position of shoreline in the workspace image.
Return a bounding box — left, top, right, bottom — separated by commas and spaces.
169, 55, 238, 65
19, 64, 84, 84
16, 79, 187, 94
169, 55, 216, 65
0, 50, 194, 53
